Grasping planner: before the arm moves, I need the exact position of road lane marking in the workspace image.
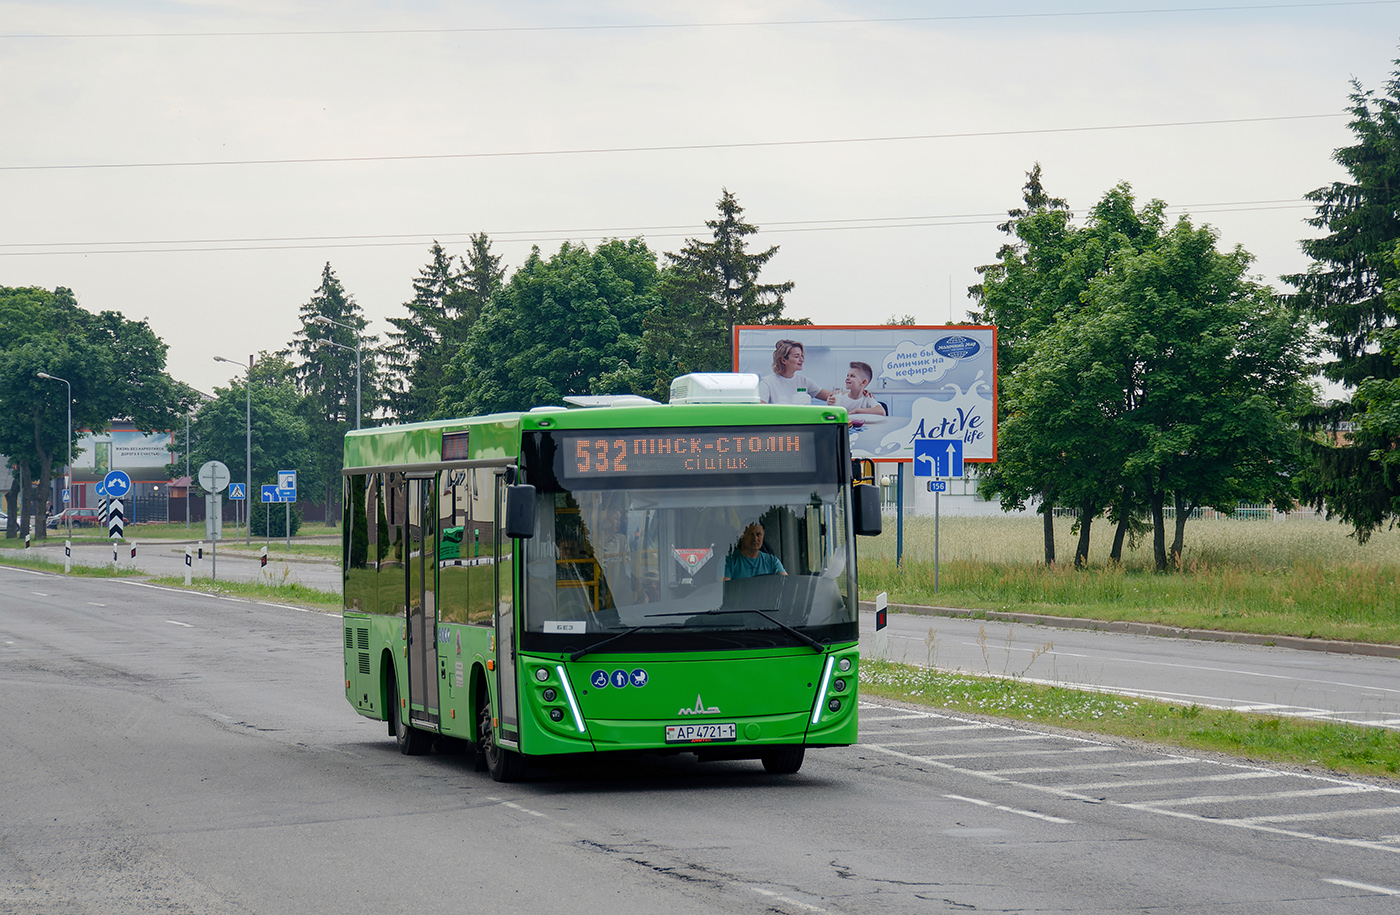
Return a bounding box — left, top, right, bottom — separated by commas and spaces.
1323, 879, 1400, 895
945, 794, 1075, 824
1228, 806, 1400, 825
167, 620, 194, 628
751, 887, 831, 913
986, 758, 1191, 777
875, 734, 1049, 747
486, 797, 547, 818
912, 747, 1118, 762
1146, 786, 1378, 807
30, 591, 49, 596
873, 723, 1000, 732
1060, 771, 1287, 791
0, 565, 46, 576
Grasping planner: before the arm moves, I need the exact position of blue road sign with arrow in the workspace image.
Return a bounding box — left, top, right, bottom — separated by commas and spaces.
103, 470, 132, 498
913, 439, 964, 478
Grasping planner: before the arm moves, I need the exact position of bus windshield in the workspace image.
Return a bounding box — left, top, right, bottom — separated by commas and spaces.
522, 480, 858, 652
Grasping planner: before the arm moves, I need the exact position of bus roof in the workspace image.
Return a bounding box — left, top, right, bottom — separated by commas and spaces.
342, 402, 847, 470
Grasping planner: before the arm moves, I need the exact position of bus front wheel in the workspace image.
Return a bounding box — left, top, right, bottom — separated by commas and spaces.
760, 745, 805, 774
387, 678, 428, 756
477, 690, 525, 782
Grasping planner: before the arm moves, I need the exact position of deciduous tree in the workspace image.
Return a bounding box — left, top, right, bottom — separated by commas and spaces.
440, 239, 659, 414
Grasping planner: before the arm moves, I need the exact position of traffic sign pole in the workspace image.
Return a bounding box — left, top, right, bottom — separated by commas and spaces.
102, 470, 131, 541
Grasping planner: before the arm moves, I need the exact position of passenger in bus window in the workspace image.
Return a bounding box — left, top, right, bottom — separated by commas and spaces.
724, 523, 787, 580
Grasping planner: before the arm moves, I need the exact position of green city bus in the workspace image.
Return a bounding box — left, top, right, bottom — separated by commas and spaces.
341, 373, 881, 780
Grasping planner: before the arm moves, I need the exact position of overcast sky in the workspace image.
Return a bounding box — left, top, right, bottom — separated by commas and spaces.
4, 1, 1397, 400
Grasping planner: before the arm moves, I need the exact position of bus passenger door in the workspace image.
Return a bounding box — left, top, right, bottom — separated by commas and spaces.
493, 472, 520, 746
406, 476, 440, 729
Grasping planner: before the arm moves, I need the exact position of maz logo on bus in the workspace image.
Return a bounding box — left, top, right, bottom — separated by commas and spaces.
678, 695, 722, 715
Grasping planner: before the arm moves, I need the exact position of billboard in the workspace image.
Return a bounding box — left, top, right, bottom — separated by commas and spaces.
71, 425, 176, 483
733, 325, 997, 463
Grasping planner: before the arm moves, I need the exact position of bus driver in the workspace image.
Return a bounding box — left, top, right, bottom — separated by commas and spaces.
723, 523, 787, 581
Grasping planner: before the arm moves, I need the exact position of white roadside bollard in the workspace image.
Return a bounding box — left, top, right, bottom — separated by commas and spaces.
184, 546, 192, 586
64, 539, 71, 574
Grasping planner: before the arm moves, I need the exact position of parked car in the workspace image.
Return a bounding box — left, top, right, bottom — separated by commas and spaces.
47, 507, 103, 528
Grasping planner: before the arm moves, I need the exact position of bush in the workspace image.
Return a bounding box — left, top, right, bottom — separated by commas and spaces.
251, 503, 303, 538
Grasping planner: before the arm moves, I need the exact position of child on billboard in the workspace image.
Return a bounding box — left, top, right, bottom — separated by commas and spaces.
827, 362, 886, 416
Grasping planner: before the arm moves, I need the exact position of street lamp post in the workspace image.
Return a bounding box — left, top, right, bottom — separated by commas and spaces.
36, 372, 72, 538
214, 355, 253, 545
309, 315, 363, 429
185, 413, 191, 530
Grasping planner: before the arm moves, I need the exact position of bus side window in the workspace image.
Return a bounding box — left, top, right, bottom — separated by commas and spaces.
437, 470, 470, 625
344, 473, 374, 613
467, 468, 496, 624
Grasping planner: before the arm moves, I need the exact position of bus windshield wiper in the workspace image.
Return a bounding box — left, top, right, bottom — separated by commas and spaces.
569, 626, 643, 662
645, 609, 825, 652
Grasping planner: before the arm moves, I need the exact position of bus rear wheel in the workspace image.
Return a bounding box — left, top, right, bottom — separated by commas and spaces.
760, 745, 805, 774
477, 690, 525, 782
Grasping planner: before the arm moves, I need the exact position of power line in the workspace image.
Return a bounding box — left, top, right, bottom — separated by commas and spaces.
3, 1, 1395, 39
0, 114, 1343, 172
0, 200, 1315, 257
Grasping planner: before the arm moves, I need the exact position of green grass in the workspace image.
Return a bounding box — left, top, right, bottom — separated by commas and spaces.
862, 516, 1400, 644
0, 550, 144, 577
146, 575, 344, 612
7, 520, 342, 558
861, 658, 1400, 779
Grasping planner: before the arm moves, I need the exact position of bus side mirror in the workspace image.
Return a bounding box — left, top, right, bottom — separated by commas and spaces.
853, 483, 882, 536
504, 484, 536, 539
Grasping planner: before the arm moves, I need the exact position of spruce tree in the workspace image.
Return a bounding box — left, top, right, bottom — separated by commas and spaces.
621, 189, 798, 400
1287, 58, 1400, 540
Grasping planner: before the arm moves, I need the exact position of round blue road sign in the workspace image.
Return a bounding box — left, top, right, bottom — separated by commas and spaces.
103, 470, 132, 498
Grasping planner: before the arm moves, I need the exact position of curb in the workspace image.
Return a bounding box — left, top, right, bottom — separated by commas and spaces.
857, 601, 1400, 660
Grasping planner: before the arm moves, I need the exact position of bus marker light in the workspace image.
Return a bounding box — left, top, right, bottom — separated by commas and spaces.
450, 709, 455, 719
811, 656, 836, 724
487, 660, 495, 670
555, 665, 587, 732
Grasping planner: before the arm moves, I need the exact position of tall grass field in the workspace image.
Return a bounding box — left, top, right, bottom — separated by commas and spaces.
859, 515, 1400, 644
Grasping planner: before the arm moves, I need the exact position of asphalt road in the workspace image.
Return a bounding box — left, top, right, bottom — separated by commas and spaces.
16, 537, 1400, 727
20, 535, 343, 590
862, 611, 1400, 730
4, 564, 1400, 913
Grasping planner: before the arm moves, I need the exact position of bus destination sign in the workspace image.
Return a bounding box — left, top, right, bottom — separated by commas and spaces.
561, 429, 817, 479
